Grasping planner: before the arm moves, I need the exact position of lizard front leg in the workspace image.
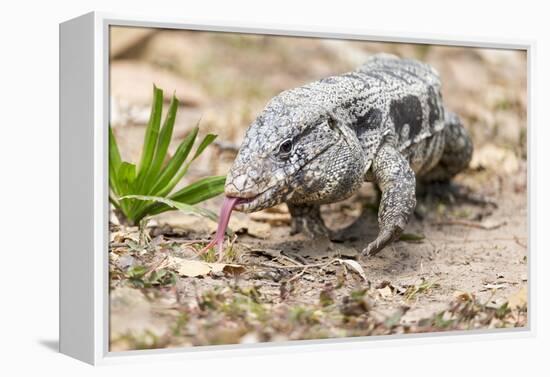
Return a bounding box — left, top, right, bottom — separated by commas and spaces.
287, 203, 330, 238
363, 143, 416, 256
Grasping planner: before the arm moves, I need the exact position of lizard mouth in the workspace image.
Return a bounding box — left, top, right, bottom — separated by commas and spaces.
232, 195, 257, 207
229, 186, 277, 213
232, 194, 262, 212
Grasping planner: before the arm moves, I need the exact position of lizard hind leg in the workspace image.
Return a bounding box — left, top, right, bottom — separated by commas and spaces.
421, 112, 473, 183
420, 112, 496, 207
363, 143, 416, 257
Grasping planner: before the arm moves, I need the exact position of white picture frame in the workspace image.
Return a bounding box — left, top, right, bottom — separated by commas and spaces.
59, 11, 535, 365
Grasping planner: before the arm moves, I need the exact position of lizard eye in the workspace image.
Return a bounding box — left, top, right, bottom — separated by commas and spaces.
278, 139, 293, 157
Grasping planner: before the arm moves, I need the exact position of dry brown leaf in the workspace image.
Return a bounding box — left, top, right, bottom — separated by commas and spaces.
210, 263, 246, 276
471, 144, 520, 174
479, 219, 507, 230
171, 259, 211, 277
507, 287, 527, 308
337, 259, 367, 281
453, 291, 475, 302
167, 256, 245, 277
377, 286, 394, 298
110, 230, 140, 244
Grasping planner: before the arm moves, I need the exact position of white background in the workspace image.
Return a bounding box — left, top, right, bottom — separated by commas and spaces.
0, 0, 548, 375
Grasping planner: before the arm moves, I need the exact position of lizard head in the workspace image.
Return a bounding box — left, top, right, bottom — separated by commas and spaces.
225, 100, 366, 213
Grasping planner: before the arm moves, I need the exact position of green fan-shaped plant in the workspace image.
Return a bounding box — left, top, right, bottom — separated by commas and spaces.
109, 86, 225, 226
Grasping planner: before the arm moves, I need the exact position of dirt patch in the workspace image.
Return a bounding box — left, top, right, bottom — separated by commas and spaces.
109, 162, 527, 350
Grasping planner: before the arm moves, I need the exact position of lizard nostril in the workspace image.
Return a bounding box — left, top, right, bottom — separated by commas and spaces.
224, 173, 259, 199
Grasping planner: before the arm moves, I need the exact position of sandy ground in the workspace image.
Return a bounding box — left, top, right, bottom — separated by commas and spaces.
108, 27, 528, 350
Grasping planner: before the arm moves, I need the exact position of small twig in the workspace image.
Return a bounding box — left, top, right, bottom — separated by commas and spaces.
286, 268, 308, 284
258, 260, 335, 270
110, 242, 129, 248
492, 280, 519, 285
432, 219, 507, 230
163, 238, 211, 244
280, 257, 340, 284
276, 253, 305, 266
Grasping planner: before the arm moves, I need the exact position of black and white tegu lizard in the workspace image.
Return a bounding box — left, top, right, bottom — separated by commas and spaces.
211, 54, 473, 257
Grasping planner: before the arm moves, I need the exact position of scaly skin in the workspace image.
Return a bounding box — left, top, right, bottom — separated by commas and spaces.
225, 54, 473, 256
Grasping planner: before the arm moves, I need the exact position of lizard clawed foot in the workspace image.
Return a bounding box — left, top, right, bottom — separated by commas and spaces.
448, 183, 497, 208
362, 226, 402, 257
421, 181, 497, 208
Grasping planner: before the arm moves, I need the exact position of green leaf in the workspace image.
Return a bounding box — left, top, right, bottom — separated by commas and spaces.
159, 133, 218, 197
145, 94, 179, 191
117, 162, 137, 195
109, 126, 122, 173
151, 127, 199, 195
191, 133, 217, 161
170, 176, 226, 204
133, 176, 225, 220
127, 265, 147, 279
399, 233, 425, 242
132, 94, 179, 217
109, 194, 122, 211
107, 86, 224, 226
121, 195, 218, 222
109, 126, 122, 196
141, 176, 226, 218
136, 85, 163, 182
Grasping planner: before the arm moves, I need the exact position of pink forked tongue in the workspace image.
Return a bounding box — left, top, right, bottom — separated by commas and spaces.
202, 196, 239, 257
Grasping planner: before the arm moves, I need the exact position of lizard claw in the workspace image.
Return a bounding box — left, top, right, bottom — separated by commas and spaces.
362, 228, 399, 257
